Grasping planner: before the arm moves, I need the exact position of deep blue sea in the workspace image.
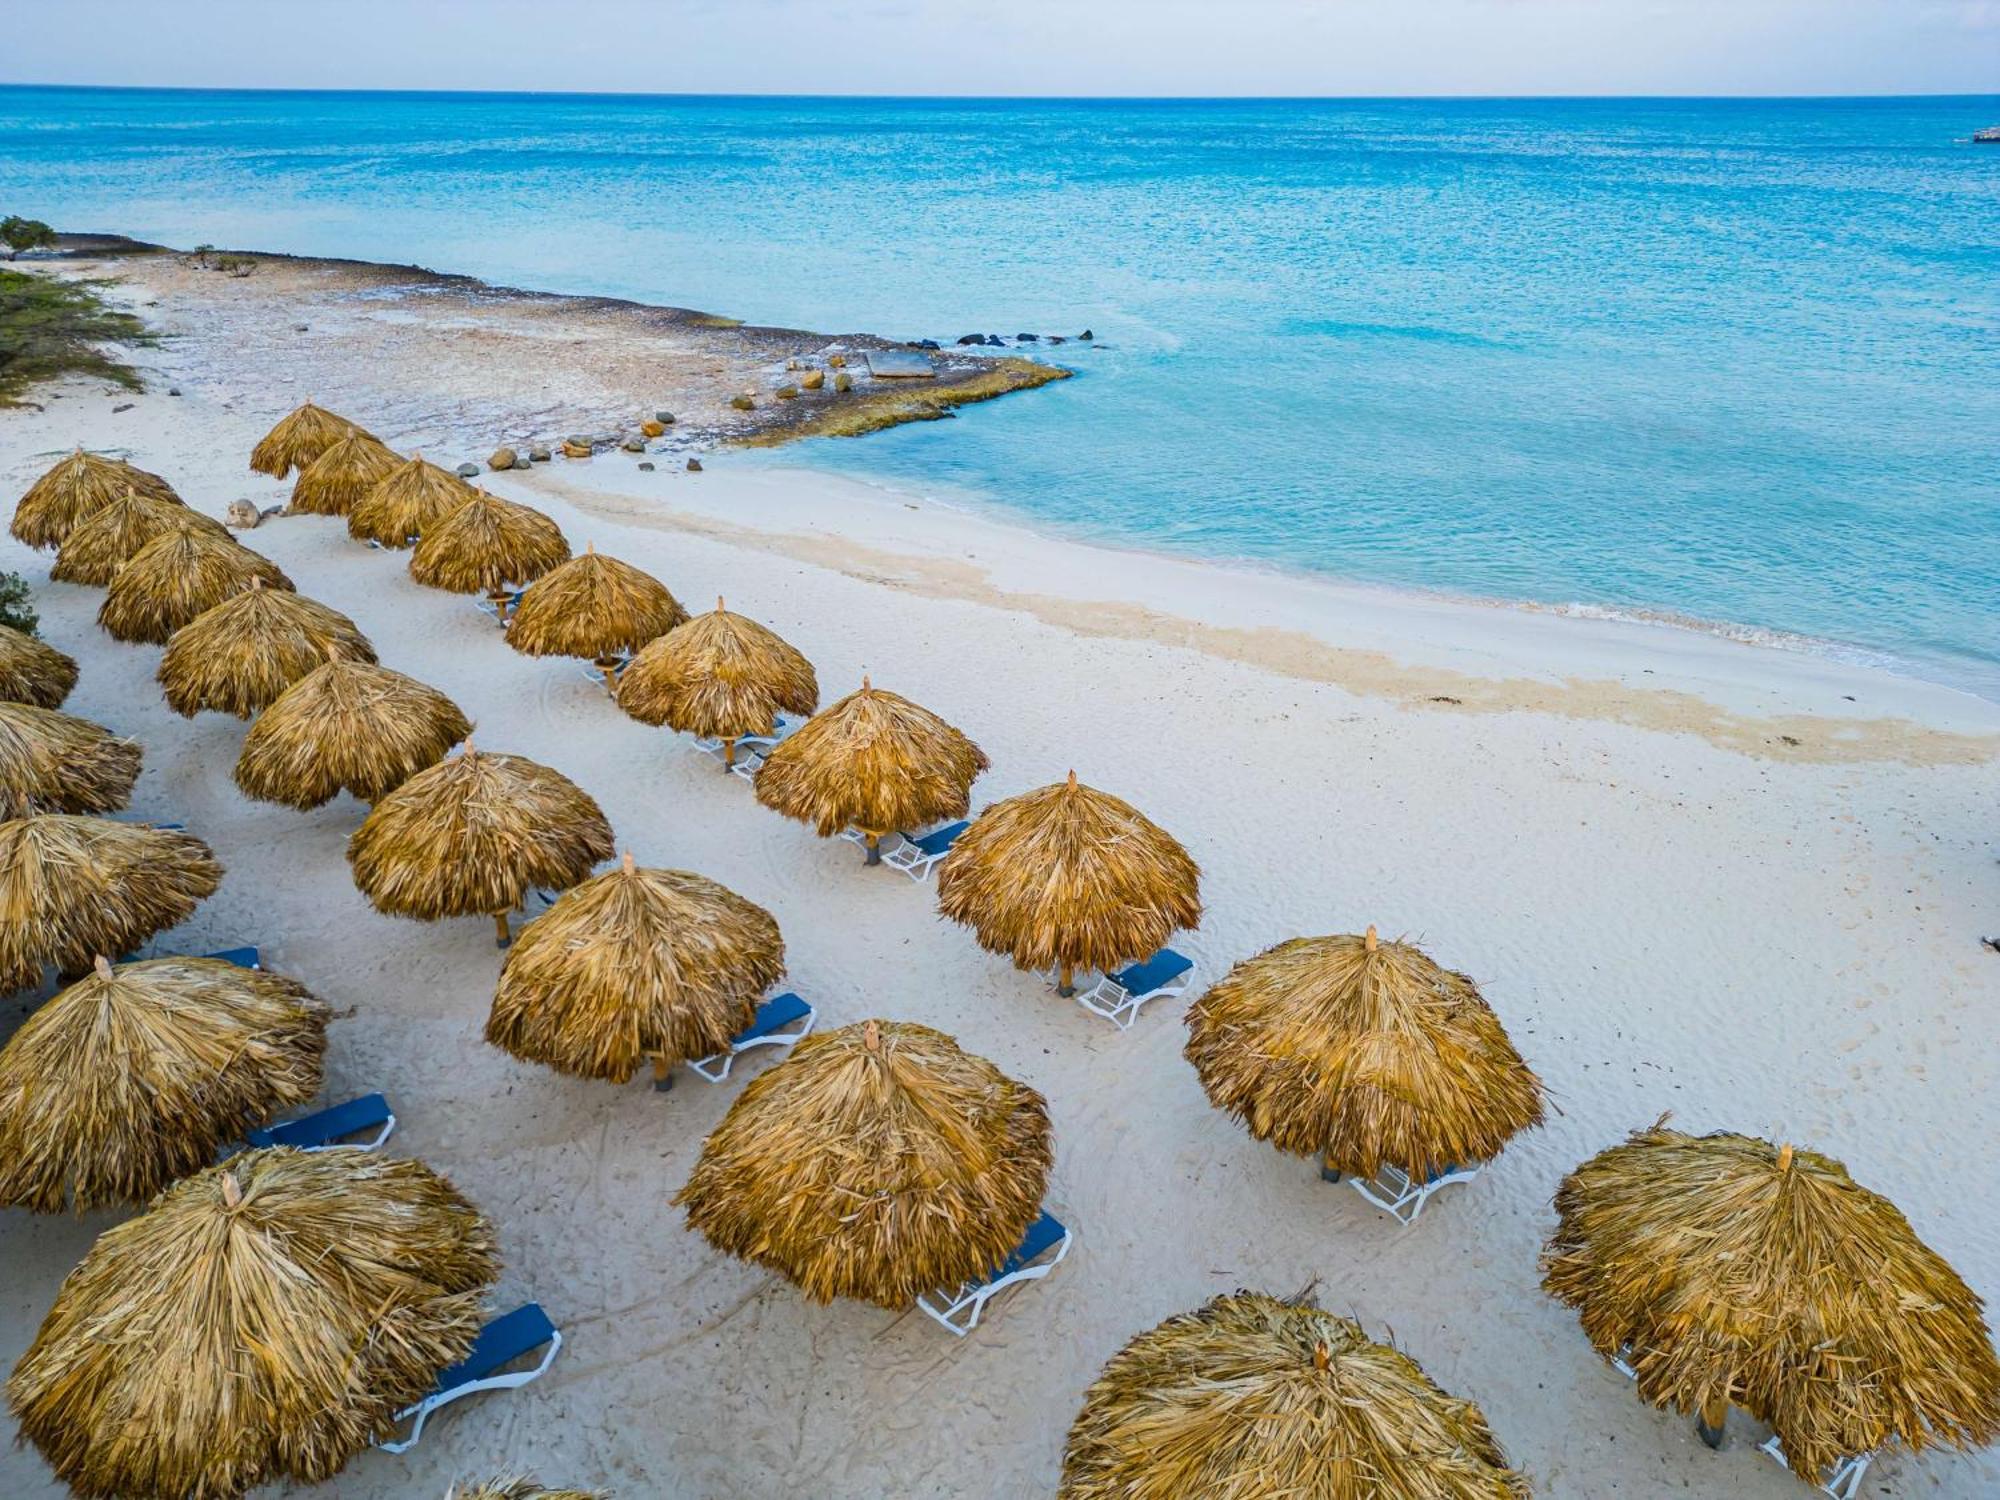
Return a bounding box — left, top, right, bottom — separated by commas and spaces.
4, 88, 1996, 691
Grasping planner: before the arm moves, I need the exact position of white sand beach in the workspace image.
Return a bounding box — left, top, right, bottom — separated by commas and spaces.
2, 262, 1999, 1499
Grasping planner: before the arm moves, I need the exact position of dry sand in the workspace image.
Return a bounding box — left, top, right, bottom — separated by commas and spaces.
2, 261, 1998, 1499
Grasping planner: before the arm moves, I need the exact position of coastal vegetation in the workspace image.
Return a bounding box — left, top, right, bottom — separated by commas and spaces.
0, 217, 55, 260
0, 269, 150, 406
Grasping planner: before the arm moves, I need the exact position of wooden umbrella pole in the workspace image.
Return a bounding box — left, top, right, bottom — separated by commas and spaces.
493, 912, 512, 948
1057, 962, 1075, 997
1319, 1148, 1341, 1184
651, 1053, 674, 1092
1696, 1394, 1729, 1449
863, 831, 882, 866
722, 738, 737, 772
595, 656, 621, 697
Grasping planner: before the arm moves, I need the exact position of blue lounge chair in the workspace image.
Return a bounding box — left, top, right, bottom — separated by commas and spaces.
378, 1303, 562, 1454
1073, 949, 1194, 1028
698, 714, 795, 769
685, 993, 816, 1085
882, 821, 967, 882
1320, 1161, 1479, 1224
474, 587, 526, 624
246, 1093, 396, 1152
205, 946, 260, 969
1759, 1437, 1872, 1499
917, 1210, 1072, 1335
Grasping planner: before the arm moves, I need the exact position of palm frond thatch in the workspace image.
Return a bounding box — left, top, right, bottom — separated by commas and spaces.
0, 816, 222, 993
935, 771, 1198, 987
249, 400, 361, 478
505, 543, 688, 665
346, 454, 476, 548
1542, 1120, 2000, 1484
349, 743, 614, 938
288, 427, 403, 516
0, 955, 328, 1212
617, 597, 818, 759
0, 624, 78, 709
449, 1481, 605, 1500
1059, 1290, 1529, 1499
158, 583, 375, 719
488, 854, 784, 1083
675, 1018, 1051, 1307
98, 529, 293, 646
752, 679, 986, 858
234, 658, 471, 810
7, 1148, 499, 1499
50, 489, 223, 587
1184, 928, 1544, 1180
11, 448, 179, 549
410, 489, 571, 599
0, 703, 142, 819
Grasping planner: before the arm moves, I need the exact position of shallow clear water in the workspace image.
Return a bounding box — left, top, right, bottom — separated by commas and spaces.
4, 88, 1997, 690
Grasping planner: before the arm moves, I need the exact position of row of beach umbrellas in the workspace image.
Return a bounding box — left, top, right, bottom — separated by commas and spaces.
0, 411, 1989, 1496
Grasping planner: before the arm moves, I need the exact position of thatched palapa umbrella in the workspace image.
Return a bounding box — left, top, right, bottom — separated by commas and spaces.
99, 529, 293, 645
753, 678, 986, 864
347, 452, 476, 548
50, 488, 223, 587
677, 1018, 1051, 1306
349, 740, 614, 947
249, 398, 360, 478
0, 625, 78, 710
158, 580, 374, 718
0, 954, 329, 1212
618, 596, 819, 768
235, 655, 471, 809
1060, 1290, 1528, 1499
7, 1148, 498, 1499
1185, 927, 1544, 1183
409, 488, 570, 615
0, 816, 222, 993
506, 542, 688, 693
488, 852, 784, 1086
451, 1481, 604, 1500
11, 447, 179, 549
1543, 1120, 2000, 1483
0, 703, 142, 819
289, 426, 402, 516
936, 770, 1198, 994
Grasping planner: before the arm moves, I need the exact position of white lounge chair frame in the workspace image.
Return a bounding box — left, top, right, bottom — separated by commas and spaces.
377, 1327, 562, 1454
1072, 964, 1193, 1029
696, 720, 790, 766
881, 827, 960, 882
1759, 1437, 1872, 1500
1344, 1162, 1479, 1224
916, 1226, 1072, 1336
687, 1004, 817, 1083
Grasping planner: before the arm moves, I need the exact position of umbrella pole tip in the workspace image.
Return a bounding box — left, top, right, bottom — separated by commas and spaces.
1776, 1142, 1794, 1172
1364, 924, 1378, 952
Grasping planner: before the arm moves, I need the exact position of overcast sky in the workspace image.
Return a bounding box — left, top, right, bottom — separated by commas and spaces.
5, 0, 1998, 96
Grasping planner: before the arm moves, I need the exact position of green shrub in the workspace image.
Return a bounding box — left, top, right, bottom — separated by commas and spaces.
0, 269, 152, 406
0, 572, 38, 634
1, 217, 56, 261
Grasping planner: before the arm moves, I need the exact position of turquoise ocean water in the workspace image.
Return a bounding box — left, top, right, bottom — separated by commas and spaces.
3, 87, 1996, 692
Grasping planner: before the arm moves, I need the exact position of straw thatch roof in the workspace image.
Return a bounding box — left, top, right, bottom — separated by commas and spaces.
935, 771, 1199, 986
347, 454, 477, 548
0, 625, 78, 710
234, 657, 471, 810
1184, 928, 1544, 1179
752, 680, 987, 856
0, 955, 329, 1212
0, 816, 222, 993
0, 704, 142, 820
506, 543, 689, 663
488, 853, 785, 1083
7, 1148, 498, 1499
410, 489, 571, 598
1059, 1290, 1529, 1499
50, 489, 225, 587
11, 448, 179, 549
1543, 1120, 2000, 1484
617, 597, 818, 755
349, 743, 614, 934
249, 399, 360, 478
449, 1481, 605, 1500
158, 582, 375, 719
98, 529, 294, 646
289, 427, 402, 516
676, 1018, 1051, 1306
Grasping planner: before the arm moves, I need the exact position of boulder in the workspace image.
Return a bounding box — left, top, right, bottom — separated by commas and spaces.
834, 372, 853, 392
224, 499, 262, 530
775, 385, 799, 401
827, 354, 847, 369
801, 370, 825, 391
528, 445, 552, 463
687, 458, 703, 472
956, 334, 987, 345
562, 441, 592, 459
621, 436, 647, 453
1015, 333, 1039, 342
168, 387, 183, 396
914, 339, 941, 350
488, 447, 518, 471
730, 394, 755, 411
785, 358, 800, 371
1079, 328, 1094, 340
654, 409, 676, 424
454, 462, 480, 478
637, 461, 655, 472
640, 419, 666, 438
